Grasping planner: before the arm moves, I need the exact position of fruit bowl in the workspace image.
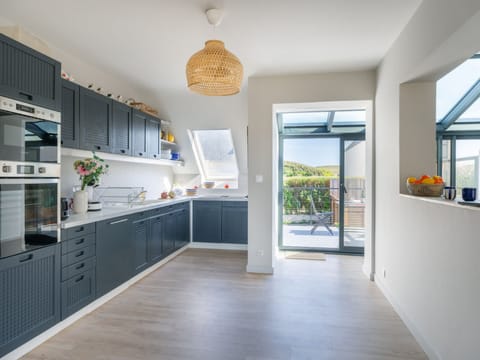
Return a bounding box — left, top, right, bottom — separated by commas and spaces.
406, 182, 444, 197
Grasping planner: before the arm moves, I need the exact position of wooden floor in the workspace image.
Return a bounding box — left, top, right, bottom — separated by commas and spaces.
23, 249, 426, 360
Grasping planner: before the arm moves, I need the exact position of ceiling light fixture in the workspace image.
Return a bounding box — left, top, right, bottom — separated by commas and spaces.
186, 8, 243, 96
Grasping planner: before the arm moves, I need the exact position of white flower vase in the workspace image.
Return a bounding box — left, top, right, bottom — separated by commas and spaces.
73, 190, 88, 214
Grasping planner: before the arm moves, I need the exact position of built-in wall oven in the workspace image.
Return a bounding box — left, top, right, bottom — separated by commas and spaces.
0, 96, 61, 258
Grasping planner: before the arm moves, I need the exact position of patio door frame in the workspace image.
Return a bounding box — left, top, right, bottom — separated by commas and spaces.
278, 133, 365, 254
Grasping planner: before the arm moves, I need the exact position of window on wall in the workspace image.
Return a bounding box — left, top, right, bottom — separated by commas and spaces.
188, 129, 239, 189
437, 53, 480, 190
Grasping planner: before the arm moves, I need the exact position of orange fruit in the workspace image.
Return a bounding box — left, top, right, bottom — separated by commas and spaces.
407, 177, 416, 184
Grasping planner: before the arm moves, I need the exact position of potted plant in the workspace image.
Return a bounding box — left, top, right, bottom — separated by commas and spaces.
72, 152, 109, 213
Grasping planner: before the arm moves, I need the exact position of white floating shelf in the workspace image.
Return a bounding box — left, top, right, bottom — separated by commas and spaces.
160, 139, 177, 146
61, 148, 184, 167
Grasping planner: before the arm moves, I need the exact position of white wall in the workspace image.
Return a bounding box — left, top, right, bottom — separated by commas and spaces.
247, 71, 376, 274
152, 89, 249, 195
375, 1, 480, 359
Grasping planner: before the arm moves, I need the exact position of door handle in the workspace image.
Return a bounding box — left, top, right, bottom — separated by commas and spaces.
109, 218, 128, 225
19, 254, 34, 263
75, 275, 85, 283
19, 91, 33, 101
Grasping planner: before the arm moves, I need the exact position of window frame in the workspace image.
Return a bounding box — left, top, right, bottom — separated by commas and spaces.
187, 128, 239, 188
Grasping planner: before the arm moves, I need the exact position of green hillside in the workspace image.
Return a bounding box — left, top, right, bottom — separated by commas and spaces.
283, 161, 338, 177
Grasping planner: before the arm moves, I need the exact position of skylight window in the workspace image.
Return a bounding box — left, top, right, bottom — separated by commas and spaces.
188, 129, 239, 189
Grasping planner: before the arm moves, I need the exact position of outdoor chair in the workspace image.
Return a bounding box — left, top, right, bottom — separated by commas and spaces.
309, 195, 334, 236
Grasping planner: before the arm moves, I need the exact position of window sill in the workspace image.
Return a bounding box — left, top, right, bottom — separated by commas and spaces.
399, 193, 480, 211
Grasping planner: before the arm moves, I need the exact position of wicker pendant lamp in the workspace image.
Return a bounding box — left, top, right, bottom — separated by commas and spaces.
186, 9, 243, 96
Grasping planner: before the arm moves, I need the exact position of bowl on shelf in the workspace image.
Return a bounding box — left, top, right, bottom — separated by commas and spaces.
406, 182, 444, 197
202, 181, 215, 189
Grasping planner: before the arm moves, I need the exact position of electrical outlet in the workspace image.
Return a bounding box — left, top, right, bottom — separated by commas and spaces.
257, 250, 264, 256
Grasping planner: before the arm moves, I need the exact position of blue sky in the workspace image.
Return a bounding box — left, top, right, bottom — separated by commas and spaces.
283, 138, 339, 167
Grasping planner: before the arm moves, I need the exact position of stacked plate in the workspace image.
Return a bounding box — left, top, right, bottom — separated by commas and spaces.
185, 188, 198, 196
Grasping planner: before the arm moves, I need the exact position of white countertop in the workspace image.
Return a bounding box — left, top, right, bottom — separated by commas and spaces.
62, 195, 248, 229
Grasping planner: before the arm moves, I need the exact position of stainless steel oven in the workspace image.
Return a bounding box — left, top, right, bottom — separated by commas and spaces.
0, 96, 61, 258
0, 95, 60, 164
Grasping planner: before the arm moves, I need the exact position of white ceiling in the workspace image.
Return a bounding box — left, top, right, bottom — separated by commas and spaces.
1, 0, 421, 93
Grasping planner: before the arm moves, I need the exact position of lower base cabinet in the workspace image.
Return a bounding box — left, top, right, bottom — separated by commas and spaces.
96, 216, 133, 297
61, 268, 96, 318
193, 200, 247, 244
0, 244, 61, 358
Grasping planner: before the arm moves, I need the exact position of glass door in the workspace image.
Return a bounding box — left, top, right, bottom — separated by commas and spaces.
341, 139, 366, 253
279, 136, 365, 253
279, 137, 340, 251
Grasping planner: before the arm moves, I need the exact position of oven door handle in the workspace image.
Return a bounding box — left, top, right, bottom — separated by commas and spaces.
0, 178, 59, 185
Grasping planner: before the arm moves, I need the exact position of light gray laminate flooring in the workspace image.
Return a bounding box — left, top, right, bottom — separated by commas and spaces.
23, 249, 426, 360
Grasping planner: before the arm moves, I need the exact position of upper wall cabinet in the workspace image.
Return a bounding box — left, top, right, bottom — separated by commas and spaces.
0, 34, 61, 111
61, 79, 80, 148
132, 109, 148, 158
146, 117, 161, 159
79, 87, 113, 153
112, 102, 132, 156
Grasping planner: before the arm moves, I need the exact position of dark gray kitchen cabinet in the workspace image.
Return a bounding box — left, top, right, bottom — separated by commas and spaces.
0, 33, 61, 111
193, 201, 222, 243
133, 216, 149, 274
175, 205, 190, 250
61, 79, 80, 148
149, 213, 165, 263
79, 87, 113, 153
221, 202, 248, 244
163, 212, 177, 255
0, 244, 61, 358
96, 216, 133, 297
193, 201, 247, 244
132, 110, 147, 158
146, 117, 161, 159
60, 224, 96, 320
112, 102, 132, 156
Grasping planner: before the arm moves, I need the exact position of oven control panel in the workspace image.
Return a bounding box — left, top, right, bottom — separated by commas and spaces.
0, 96, 61, 123
0, 161, 60, 177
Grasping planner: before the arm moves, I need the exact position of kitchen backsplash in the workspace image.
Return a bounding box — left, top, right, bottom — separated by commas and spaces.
61, 155, 174, 199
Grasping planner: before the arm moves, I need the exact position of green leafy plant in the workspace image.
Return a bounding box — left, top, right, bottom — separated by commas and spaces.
73, 152, 109, 190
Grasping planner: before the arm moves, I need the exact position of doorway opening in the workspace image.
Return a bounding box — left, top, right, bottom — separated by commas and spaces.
277, 109, 366, 254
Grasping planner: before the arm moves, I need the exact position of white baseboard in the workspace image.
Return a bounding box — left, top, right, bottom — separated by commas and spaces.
374, 275, 439, 360
189, 242, 247, 251
1, 246, 189, 360
246, 264, 274, 274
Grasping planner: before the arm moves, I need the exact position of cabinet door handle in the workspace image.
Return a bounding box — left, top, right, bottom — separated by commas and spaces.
75, 250, 85, 258
109, 218, 128, 225
96, 146, 101, 150
75, 226, 84, 233
75, 238, 85, 245
19, 91, 33, 101
75, 275, 85, 283
121, 149, 126, 154
19, 254, 33, 263
75, 263, 85, 270
153, 154, 157, 158
138, 152, 143, 156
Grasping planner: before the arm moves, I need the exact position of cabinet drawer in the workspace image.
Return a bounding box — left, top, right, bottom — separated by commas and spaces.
61, 268, 96, 319
66, 223, 95, 239
63, 245, 95, 267
61, 233, 95, 255
62, 256, 96, 281
222, 201, 248, 208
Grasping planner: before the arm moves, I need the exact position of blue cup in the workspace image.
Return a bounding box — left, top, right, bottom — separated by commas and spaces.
443, 186, 456, 200
462, 187, 476, 201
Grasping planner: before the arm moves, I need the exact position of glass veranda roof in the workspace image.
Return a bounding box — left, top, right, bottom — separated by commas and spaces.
437, 54, 480, 131
280, 110, 365, 135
